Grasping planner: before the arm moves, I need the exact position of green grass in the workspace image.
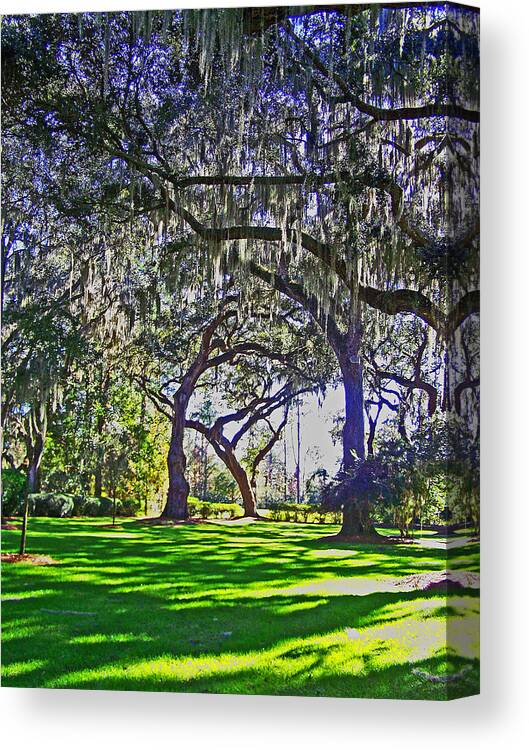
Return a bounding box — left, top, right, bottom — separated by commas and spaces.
1, 518, 479, 699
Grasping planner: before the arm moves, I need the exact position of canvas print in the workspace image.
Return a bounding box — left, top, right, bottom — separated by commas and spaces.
1, 3, 479, 700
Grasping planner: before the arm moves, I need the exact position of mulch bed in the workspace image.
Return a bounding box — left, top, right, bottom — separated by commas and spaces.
317, 532, 411, 545
395, 570, 480, 592
1, 517, 22, 530
1, 553, 57, 566
133, 517, 206, 527
412, 665, 472, 683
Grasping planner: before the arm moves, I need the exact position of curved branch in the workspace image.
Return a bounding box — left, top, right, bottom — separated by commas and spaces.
177, 205, 446, 331
454, 377, 479, 416
282, 19, 479, 124
377, 371, 438, 416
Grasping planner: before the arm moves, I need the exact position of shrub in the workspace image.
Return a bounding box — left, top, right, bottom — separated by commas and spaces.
4, 491, 76, 518
187, 498, 241, 520
75, 496, 100, 516
1, 468, 27, 516
200, 501, 211, 519
212, 502, 241, 519
73, 495, 123, 517
187, 496, 201, 516
98, 497, 116, 515
9, 493, 36, 516
265, 501, 335, 523
119, 497, 140, 516
29, 492, 75, 518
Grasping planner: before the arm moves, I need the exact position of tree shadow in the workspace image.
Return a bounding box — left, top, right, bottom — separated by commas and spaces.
1, 518, 480, 698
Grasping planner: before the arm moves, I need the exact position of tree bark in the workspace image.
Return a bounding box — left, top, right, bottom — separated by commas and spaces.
93, 368, 109, 499
19, 486, 30, 555
161, 391, 191, 520
27, 430, 44, 495
295, 398, 302, 503
335, 311, 378, 539
340, 357, 365, 470
226, 453, 258, 517
19, 428, 44, 555
340, 501, 376, 537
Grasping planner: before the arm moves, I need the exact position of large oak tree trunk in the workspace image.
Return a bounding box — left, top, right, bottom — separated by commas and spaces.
340, 500, 376, 537
341, 356, 365, 469
161, 392, 190, 520
336, 311, 377, 539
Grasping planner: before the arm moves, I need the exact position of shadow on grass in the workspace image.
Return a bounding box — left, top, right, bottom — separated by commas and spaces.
1, 518, 480, 699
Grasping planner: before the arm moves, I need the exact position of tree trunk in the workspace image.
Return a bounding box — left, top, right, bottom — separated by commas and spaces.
19, 430, 44, 555
227, 454, 258, 517
367, 418, 376, 457
94, 466, 103, 500
336, 312, 378, 539
93, 368, 109, 499
340, 349, 365, 470
340, 501, 376, 537
283, 431, 288, 502
19, 488, 30, 555
27, 431, 44, 495
161, 392, 190, 520
205, 441, 257, 517
201, 435, 209, 500
295, 398, 301, 503
187, 425, 259, 518
250, 473, 257, 506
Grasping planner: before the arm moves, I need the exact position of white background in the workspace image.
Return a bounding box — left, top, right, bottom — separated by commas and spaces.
1, 1, 528, 747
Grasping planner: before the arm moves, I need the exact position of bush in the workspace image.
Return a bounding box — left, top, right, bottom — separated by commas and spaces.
187, 497, 241, 520
29, 492, 75, 518
74, 496, 124, 517
266, 501, 337, 524
211, 502, 241, 519
9, 493, 36, 516
4, 484, 134, 519
1, 468, 27, 516
119, 497, 140, 516
199, 501, 211, 519
76, 496, 101, 516
4, 491, 76, 518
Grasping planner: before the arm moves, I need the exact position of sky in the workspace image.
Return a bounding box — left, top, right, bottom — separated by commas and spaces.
188, 382, 345, 482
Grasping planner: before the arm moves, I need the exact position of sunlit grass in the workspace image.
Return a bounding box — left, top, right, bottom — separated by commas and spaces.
1, 518, 479, 699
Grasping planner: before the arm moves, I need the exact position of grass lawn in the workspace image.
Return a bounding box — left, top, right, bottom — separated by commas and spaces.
1, 518, 479, 700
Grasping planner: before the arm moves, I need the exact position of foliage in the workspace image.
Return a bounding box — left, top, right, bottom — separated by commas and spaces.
322, 455, 392, 510
267, 501, 341, 524
1, 468, 27, 516
4, 491, 135, 518
187, 497, 241, 520
1, 5, 479, 533
30, 492, 75, 518
3, 491, 75, 518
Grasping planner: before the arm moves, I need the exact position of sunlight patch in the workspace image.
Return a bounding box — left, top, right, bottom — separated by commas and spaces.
70, 633, 153, 644
310, 548, 360, 558
2, 659, 46, 678
272, 600, 326, 614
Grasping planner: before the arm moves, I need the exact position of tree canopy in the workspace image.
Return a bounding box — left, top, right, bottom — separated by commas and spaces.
1, 3, 479, 539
